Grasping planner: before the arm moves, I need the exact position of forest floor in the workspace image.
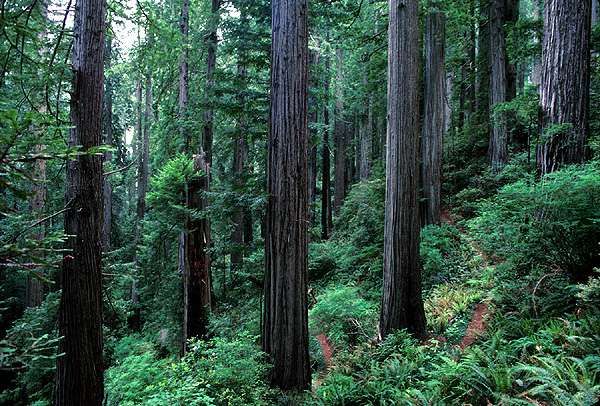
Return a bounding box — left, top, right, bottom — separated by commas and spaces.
459, 302, 490, 350
313, 208, 495, 388
316, 333, 334, 367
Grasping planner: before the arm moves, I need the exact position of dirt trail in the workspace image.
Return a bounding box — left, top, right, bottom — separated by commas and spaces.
442, 208, 493, 350
459, 302, 490, 349
316, 333, 333, 367
313, 207, 493, 389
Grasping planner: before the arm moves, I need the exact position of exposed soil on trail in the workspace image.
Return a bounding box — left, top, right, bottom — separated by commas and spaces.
441, 208, 455, 225
313, 207, 493, 391
459, 302, 490, 349
316, 333, 333, 367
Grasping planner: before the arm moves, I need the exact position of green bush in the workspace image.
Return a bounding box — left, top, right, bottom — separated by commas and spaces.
308, 175, 386, 295
105, 334, 273, 405
469, 163, 600, 280
0, 292, 59, 405
309, 285, 376, 348
420, 224, 473, 288
332, 176, 385, 248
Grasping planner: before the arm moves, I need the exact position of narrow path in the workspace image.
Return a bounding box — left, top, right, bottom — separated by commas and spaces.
316, 333, 333, 367
312, 334, 334, 390
459, 302, 489, 349
442, 208, 494, 350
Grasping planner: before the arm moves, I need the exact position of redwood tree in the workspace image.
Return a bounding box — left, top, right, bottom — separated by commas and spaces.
230, 21, 249, 274
262, 0, 311, 390
55, 0, 106, 402
537, 0, 591, 175
179, 0, 213, 349
421, 10, 446, 226
333, 48, 347, 214
321, 54, 333, 240
380, 0, 426, 340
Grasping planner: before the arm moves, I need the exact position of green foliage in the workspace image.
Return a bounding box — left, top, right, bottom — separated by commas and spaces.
515, 355, 600, 405
420, 224, 475, 287
333, 176, 385, 247
469, 163, 600, 279
146, 154, 198, 225
106, 334, 273, 405
308, 175, 386, 297
311, 306, 600, 406
0, 293, 59, 404
424, 284, 481, 336
309, 285, 376, 348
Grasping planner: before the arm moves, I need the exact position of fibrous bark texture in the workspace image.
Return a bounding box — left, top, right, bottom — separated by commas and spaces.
333, 48, 347, 214
27, 0, 49, 308
321, 55, 332, 240
231, 51, 248, 274
179, 0, 213, 350
421, 11, 446, 226
55, 0, 106, 402
359, 65, 372, 181
537, 0, 591, 175
488, 0, 509, 172
183, 153, 212, 348
262, 0, 311, 391
308, 50, 319, 224
102, 33, 113, 252
202, 0, 220, 165
380, 0, 426, 340
27, 144, 46, 308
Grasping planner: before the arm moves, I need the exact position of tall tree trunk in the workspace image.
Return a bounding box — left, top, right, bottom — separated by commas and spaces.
308, 50, 319, 225
262, 0, 310, 390
421, 11, 446, 226
134, 80, 142, 158
136, 75, 151, 228
348, 114, 357, 183
531, 0, 542, 86
321, 54, 332, 240
231, 25, 248, 275
102, 33, 113, 252
26, 0, 50, 308
27, 151, 46, 308
593, 0, 599, 54
476, 0, 490, 130
55, 0, 106, 401
333, 48, 346, 214
183, 153, 212, 347
202, 0, 219, 165
130, 66, 152, 332
179, 0, 214, 350
359, 64, 371, 181
537, 0, 591, 175
380, 0, 426, 340
466, 0, 477, 118
488, 0, 509, 172
179, 0, 190, 149
505, 0, 520, 101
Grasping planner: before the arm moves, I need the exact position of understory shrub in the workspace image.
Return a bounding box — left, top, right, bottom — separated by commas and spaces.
309, 285, 376, 348
0, 292, 59, 405
105, 333, 273, 405
469, 163, 600, 280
